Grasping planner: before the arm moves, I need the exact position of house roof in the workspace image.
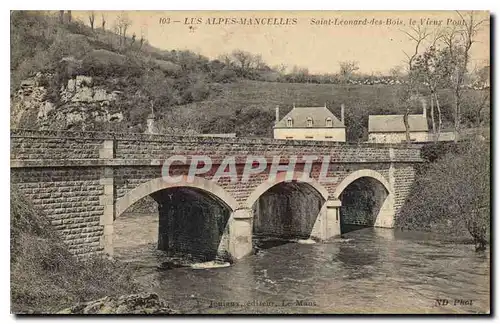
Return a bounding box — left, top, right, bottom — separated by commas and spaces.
368, 114, 429, 133
274, 106, 345, 128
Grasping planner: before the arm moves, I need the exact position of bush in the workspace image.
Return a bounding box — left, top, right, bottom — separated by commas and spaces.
396, 140, 490, 250
212, 67, 237, 83
10, 188, 140, 314
80, 49, 136, 78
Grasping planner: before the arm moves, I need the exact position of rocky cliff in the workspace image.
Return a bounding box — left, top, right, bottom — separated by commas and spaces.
11, 66, 125, 131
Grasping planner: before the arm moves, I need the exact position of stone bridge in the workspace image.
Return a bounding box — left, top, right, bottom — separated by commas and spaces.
10, 129, 424, 260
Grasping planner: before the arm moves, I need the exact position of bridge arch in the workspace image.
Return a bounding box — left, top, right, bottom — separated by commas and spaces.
245, 171, 329, 209
334, 169, 395, 230
115, 176, 239, 218
333, 169, 392, 199
245, 171, 330, 245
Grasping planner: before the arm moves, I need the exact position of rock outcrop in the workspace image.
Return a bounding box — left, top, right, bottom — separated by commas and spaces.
57, 293, 177, 315
11, 63, 124, 130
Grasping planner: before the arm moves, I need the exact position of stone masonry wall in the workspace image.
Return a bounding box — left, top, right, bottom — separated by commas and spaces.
393, 163, 417, 217
11, 167, 104, 256
10, 129, 423, 256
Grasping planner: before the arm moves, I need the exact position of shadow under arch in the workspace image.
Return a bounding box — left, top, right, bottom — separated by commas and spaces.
245, 171, 329, 209
245, 172, 330, 249
334, 169, 395, 233
114, 176, 239, 262
116, 175, 239, 218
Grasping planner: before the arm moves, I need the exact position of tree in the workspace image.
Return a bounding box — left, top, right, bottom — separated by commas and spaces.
223, 50, 267, 76
101, 13, 106, 30
338, 60, 359, 80
402, 25, 430, 72
115, 13, 132, 46
131, 32, 136, 46
88, 11, 95, 31
403, 108, 411, 143
413, 45, 451, 141
443, 11, 488, 142
139, 33, 145, 49
230, 50, 254, 75
389, 65, 404, 80
59, 10, 64, 24
139, 26, 146, 50
273, 63, 287, 74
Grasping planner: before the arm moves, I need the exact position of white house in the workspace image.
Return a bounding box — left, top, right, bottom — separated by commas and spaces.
368, 106, 429, 143
273, 105, 346, 142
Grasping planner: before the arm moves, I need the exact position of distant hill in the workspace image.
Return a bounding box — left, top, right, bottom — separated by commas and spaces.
10, 11, 489, 141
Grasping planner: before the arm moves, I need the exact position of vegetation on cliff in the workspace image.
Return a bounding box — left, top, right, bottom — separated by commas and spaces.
10, 188, 140, 314
396, 139, 490, 250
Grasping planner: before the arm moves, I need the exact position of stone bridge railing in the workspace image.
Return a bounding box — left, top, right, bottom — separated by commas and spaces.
11, 129, 424, 166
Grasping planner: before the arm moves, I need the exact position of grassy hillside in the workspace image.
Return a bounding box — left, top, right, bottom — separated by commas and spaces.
11, 11, 489, 141
160, 80, 488, 141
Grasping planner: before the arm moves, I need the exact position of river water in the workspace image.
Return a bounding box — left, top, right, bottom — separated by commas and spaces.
114, 213, 490, 314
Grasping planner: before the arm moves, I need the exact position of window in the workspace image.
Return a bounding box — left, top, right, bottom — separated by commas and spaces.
306, 117, 313, 127
286, 136, 294, 139
325, 136, 333, 139
305, 136, 314, 139
326, 117, 333, 127
287, 117, 293, 127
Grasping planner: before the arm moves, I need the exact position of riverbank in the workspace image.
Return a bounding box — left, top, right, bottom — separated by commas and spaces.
10, 188, 155, 314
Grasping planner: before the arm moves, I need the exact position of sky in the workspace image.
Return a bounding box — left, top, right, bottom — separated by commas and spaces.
72, 10, 490, 74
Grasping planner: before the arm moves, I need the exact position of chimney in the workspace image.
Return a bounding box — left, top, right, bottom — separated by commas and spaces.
275, 106, 280, 124
340, 104, 345, 124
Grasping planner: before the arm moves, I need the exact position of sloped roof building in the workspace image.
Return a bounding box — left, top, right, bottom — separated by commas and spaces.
273, 105, 346, 142
367, 110, 429, 143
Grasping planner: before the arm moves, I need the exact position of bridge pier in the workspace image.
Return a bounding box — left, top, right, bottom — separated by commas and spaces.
228, 208, 253, 260
99, 140, 115, 256
311, 199, 342, 241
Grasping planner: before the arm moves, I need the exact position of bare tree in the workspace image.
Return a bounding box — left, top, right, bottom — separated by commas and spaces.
401, 26, 438, 141
139, 29, 146, 50
59, 10, 64, 24
67, 10, 72, 23
338, 61, 359, 80
273, 63, 287, 74
218, 54, 232, 66
228, 50, 265, 75
448, 11, 488, 141
389, 65, 404, 80
402, 26, 430, 72
115, 13, 132, 46
101, 13, 106, 30
231, 49, 253, 73
88, 11, 95, 31
413, 45, 449, 142
403, 107, 411, 143
131, 32, 136, 46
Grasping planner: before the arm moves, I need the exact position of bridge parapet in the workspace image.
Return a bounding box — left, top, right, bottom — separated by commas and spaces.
11, 129, 424, 166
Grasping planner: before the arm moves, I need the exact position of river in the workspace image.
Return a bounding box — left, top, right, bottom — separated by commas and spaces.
114, 213, 490, 314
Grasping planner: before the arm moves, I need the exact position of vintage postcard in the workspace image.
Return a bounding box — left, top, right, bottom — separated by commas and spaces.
10, 10, 490, 315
